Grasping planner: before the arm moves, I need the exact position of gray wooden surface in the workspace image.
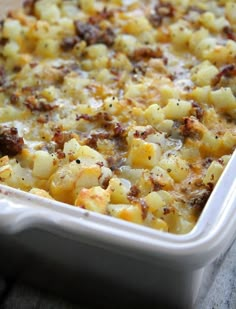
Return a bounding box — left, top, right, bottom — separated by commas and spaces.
1, 239, 236, 309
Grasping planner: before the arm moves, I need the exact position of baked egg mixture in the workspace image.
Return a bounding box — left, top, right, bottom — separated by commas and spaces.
0, 0, 236, 234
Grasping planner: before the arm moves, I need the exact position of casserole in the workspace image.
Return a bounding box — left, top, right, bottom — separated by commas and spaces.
0, 0, 236, 308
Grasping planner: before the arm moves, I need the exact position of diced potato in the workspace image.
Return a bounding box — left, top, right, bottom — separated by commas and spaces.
49, 162, 82, 203
200, 12, 229, 32
159, 156, 189, 182
209, 88, 236, 113
159, 85, 180, 105
149, 218, 168, 232
191, 61, 218, 87
76, 145, 107, 166
103, 96, 122, 115
163, 99, 192, 120
191, 86, 211, 103
33, 151, 57, 179
0, 156, 9, 167
3, 41, 20, 58
157, 120, 174, 134
75, 186, 110, 214
80, 0, 95, 13
189, 28, 209, 54
195, 37, 217, 59
125, 83, 147, 99
108, 177, 131, 204
203, 161, 224, 185
144, 104, 165, 128
170, 21, 192, 48
63, 138, 81, 160
151, 166, 174, 189
225, 2, 236, 24
107, 204, 143, 224
35, 1, 61, 22
123, 17, 152, 36
0, 165, 12, 180
75, 165, 102, 194
128, 139, 161, 169
41, 86, 59, 102
144, 191, 165, 214
114, 34, 138, 55
29, 188, 54, 200
85, 44, 108, 59
36, 39, 60, 58
3, 19, 23, 42
110, 53, 133, 72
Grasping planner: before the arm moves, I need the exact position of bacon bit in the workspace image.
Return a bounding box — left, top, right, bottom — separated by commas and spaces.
0, 126, 24, 156
0, 66, 6, 86
107, 156, 126, 171
150, 176, 164, 191
132, 62, 147, 75
202, 157, 213, 168
133, 127, 156, 139
0, 38, 8, 46
85, 132, 110, 149
23, 0, 38, 15
52, 129, 73, 149
24, 96, 58, 112
132, 47, 163, 61
149, 1, 175, 27
100, 176, 110, 190
189, 187, 212, 210
56, 150, 66, 160
98, 28, 115, 47
223, 26, 236, 41
74, 21, 115, 46
192, 101, 204, 120
29, 62, 38, 68
76, 112, 112, 122
212, 64, 236, 87
128, 185, 140, 198
37, 114, 49, 124
181, 117, 202, 139
74, 21, 100, 45
89, 7, 115, 24
21, 86, 35, 93
163, 207, 171, 215
9, 93, 20, 105
60, 36, 79, 52
113, 123, 125, 137
13, 66, 22, 73
96, 162, 104, 167
140, 199, 149, 220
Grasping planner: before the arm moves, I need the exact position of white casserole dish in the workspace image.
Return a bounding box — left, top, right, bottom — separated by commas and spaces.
0, 149, 236, 308
0, 1, 236, 308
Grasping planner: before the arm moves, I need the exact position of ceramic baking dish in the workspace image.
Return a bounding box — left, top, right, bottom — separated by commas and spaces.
0, 1, 236, 308
0, 149, 236, 308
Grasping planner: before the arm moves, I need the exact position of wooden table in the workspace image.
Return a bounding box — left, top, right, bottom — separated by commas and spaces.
1, 238, 236, 309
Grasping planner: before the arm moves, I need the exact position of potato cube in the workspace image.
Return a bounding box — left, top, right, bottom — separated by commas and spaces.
159, 156, 189, 182
163, 99, 192, 120
107, 204, 143, 224
203, 161, 224, 185
75, 186, 110, 214
33, 151, 57, 179
144, 104, 165, 128
191, 61, 218, 87
108, 177, 131, 204
128, 139, 161, 169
